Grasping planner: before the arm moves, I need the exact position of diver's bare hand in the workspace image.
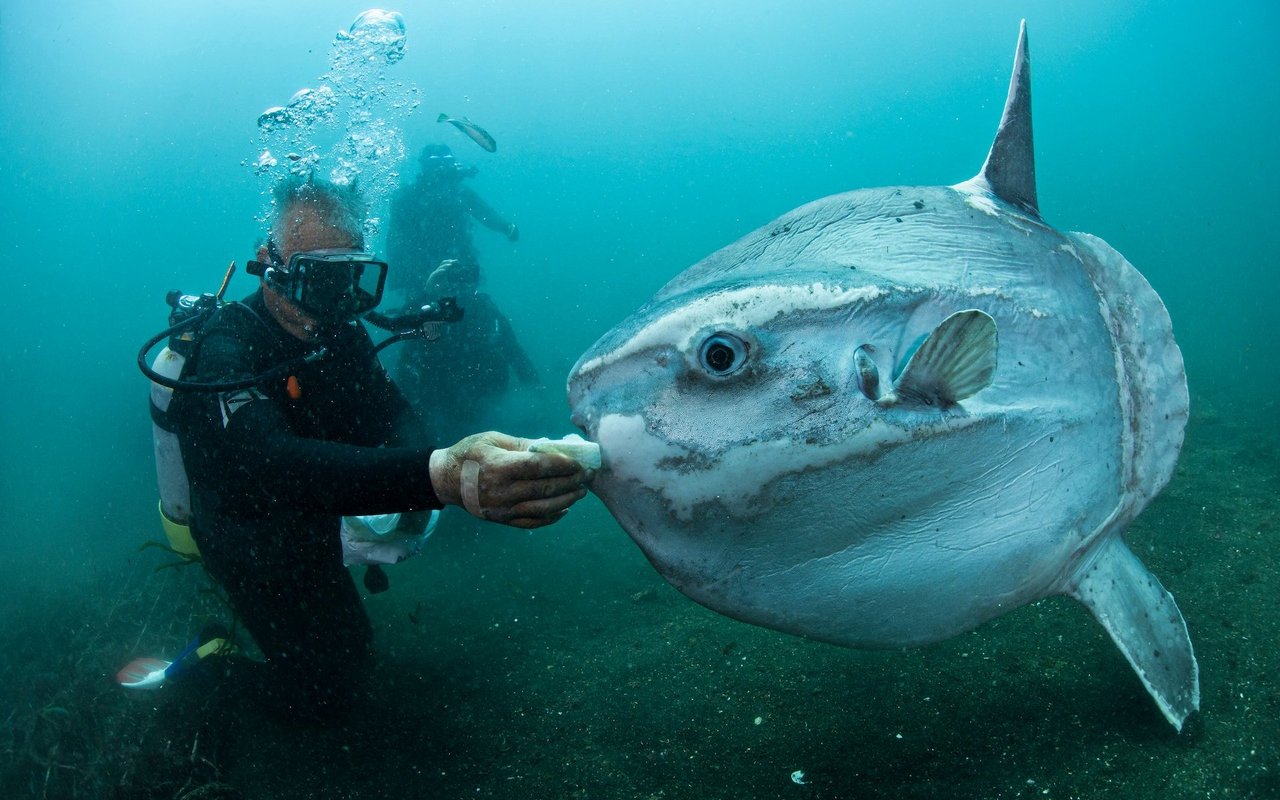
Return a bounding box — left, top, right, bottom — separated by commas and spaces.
429, 432, 588, 529
425, 259, 460, 294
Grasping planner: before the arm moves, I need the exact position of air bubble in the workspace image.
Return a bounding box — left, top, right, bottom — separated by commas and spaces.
250, 8, 420, 242
338, 9, 406, 65
256, 107, 290, 129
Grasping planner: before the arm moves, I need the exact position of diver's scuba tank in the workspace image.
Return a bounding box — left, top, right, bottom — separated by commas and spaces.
149, 290, 218, 558
141, 259, 238, 558
152, 347, 193, 554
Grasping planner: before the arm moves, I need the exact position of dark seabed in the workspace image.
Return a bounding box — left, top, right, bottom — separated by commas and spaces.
1, 1, 1277, 798
1, 394, 1275, 798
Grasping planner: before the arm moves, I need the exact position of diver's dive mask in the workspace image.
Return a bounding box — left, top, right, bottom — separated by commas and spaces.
422, 154, 478, 180
248, 248, 388, 323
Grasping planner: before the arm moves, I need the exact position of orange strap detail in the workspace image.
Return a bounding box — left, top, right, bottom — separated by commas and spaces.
286, 375, 302, 400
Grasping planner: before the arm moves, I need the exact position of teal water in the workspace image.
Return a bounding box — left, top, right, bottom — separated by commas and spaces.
0, 2, 1276, 798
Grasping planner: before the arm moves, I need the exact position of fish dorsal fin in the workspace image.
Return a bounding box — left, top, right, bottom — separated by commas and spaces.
975, 20, 1038, 218
889, 310, 997, 407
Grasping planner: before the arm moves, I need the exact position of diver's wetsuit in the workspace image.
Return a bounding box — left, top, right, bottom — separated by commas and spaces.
173, 289, 441, 723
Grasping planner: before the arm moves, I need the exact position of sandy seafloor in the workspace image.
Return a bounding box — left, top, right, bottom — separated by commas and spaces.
0, 388, 1275, 800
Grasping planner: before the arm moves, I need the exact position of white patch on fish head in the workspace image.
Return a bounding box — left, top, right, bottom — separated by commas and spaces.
570, 280, 888, 441
574, 282, 887, 376
592, 410, 970, 524
570, 279, 952, 547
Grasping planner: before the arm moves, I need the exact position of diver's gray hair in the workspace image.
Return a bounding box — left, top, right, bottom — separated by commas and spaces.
269, 174, 367, 249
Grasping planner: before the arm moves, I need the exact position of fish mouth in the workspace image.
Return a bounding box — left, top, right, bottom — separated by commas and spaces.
566, 382, 609, 483
567, 378, 601, 440
569, 406, 596, 440
566, 360, 598, 439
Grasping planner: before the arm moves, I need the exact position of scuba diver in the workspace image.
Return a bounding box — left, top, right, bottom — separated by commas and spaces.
385, 143, 537, 442
385, 143, 518, 308
143, 175, 589, 725
396, 257, 540, 444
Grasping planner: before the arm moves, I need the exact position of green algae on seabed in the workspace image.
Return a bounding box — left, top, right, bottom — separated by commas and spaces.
2, 396, 1274, 799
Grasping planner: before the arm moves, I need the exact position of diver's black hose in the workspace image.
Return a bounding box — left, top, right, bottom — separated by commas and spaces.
365, 298, 463, 355
363, 310, 400, 332
137, 314, 202, 386
372, 330, 423, 355
138, 312, 327, 392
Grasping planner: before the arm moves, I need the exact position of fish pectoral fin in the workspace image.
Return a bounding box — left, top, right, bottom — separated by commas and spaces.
890, 309, 997, 407
1065, 535, 1200, 731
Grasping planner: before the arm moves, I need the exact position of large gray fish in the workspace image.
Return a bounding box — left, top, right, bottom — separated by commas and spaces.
567, 22, 1197, 730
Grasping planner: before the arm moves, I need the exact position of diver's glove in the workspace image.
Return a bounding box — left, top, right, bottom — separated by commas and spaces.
428, 431, 588, 529
505, 223, 519, 243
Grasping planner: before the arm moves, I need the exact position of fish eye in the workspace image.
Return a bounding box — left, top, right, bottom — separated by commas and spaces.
697, 332, 750, 377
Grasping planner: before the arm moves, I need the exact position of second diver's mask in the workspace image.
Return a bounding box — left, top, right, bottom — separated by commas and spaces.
422, 153, 478, 180
248, 247, 388, 324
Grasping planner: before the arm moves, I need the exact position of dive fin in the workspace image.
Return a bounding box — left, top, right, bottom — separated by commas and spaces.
116, 657, 173, 689
1066, 535, 1199, 731
889, 310, 997, 407
975, 20, 1038, 218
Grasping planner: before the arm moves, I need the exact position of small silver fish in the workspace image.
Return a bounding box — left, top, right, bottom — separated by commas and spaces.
437, 113, 497, 153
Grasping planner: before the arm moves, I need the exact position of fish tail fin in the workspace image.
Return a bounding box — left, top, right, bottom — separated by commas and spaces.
437, 112, 449, 123
1064, 534, 1199, 731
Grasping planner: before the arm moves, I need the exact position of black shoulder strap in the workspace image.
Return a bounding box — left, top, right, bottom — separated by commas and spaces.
152, 301, 271, 433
